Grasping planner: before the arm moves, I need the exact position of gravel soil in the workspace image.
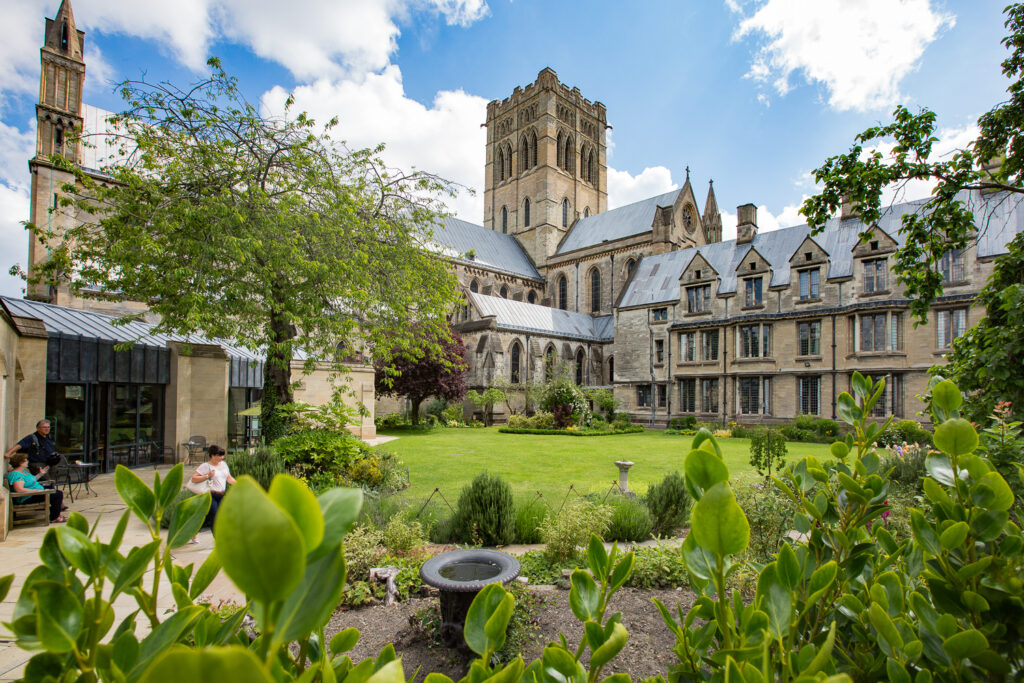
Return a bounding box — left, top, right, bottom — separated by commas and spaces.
324, 586, 697, 680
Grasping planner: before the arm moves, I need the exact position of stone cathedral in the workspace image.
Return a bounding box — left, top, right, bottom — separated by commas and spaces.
19, 3, 1024, 429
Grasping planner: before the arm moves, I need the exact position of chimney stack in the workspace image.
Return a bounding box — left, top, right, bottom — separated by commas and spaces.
840, 194, 861, 221
736, 204, 757, 244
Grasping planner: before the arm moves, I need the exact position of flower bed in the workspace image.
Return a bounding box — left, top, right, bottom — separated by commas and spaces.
497, 425, 644, 436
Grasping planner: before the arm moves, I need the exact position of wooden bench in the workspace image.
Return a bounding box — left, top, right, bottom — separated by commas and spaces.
2, 457, 57, 535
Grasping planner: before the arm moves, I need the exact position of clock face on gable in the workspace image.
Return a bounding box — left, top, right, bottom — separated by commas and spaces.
683, 206, 695, 233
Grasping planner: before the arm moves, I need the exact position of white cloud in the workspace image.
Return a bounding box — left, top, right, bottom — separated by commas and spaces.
262, 66, 489, 221
607, 166, 678, 209
734, 0, 954, 111
0, 0, 47, 110
0, 120, 35, 298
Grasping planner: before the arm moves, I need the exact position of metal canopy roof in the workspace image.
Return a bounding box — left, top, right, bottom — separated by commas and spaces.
469, 292, 613, 342
429, 216, 542, 281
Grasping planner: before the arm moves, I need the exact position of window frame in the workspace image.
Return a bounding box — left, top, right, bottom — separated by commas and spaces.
799, 268, 820, 300
862, 258, 887, 293
637, 385, 652, 408
686, 284, 711, 313
679, 379, 696, 412
798, 376, 820, 416
798, 320, 821, 356
744, 277, 763, 307
700, 330, 718, 361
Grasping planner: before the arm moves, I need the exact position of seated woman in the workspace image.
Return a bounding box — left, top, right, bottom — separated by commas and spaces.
189, 445, 235, 544
6, 452, 67, 523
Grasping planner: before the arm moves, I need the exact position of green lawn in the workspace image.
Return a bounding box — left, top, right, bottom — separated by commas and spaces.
373, 427, 832, 505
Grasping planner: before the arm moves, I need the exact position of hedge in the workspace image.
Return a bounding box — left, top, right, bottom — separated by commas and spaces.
497, 425, 645, 436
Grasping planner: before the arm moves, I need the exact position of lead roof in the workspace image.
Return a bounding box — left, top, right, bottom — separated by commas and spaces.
556, 189, 681, 255
469, 292, 613, 342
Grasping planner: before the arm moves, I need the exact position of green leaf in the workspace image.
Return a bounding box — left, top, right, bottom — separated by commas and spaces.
268, 475, 324, 554
569, 570, 600, 621
139, 645, 273, 683
0, 574, 13, 603
939, 522, 969, 550
312, 488, 362, 561
213, 476, 307, 605
836, 392, 861, 425
755, 564, 792, 638
681, 534, 715, 581
971, 510, 1009, 541
776, 543, 801, 591
925, 454, 956, 486
158, 464, 185, 512
933, 419, 978, 457
683, 448, 729, 499
366, 659, 406, 683
275, 545, 348, 643
829, 441, 849, 459
587, 535, 609, 581
189, 550, 222, 600
910, 510, 942, 556
116, 465, 156, 523
974, 472, 1014, 511
112, 631, 140, 674
131, 607, 207, 678
590, 622, 628, 671
541, 644, 587, 683
868, 602, 903, 650
32, 581, 83, 653
800, 621, 837, 677
942, 629, 988, 661
112, 539, 162, 598
167, 493, 212, 549
330, 628, 360, 655
691, 482, 749, 557
483, 591, 515, 654
608, 552, 634, 592
67, 511, 89, 534
54, 526, 100, 576
463, 583, 510, 657
931, 380, 962, 414
886, 658, 912, 683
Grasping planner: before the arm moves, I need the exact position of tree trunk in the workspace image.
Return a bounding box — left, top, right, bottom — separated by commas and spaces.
260, 306, 296, 443
410, 398, 422, 425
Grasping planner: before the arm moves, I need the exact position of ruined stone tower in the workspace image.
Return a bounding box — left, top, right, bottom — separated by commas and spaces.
482, 68, 608, 269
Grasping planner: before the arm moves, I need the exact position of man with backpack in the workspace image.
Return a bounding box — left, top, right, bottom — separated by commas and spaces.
5, 419, 60, 474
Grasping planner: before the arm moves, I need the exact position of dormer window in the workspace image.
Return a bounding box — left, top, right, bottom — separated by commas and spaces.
870, 240, 879, 251
750, 262, 757, 271
804, 252, 812, 262
686, 285, 711, 313
744, 277, 763, 307
695, 269, 702, 279
799, 269, 820, 300
863, 258, 887, 293
939, 249, 965, 283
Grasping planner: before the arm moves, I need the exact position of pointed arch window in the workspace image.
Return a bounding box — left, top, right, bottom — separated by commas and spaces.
575, 349, 585, 385
586, 150, 595, 183
496, 147, 505, 183
527, 290, 537, 304
470, 279, 479, 293
626, 259, 637, 278
510, 342, 522, 384
504, 143, 513, 179
584, 207, 591, 218
580, 146, 589, 182
563, 135, 574, 174
54, 128, 64, 156
590, 268, 601, 312
530, 131, 538, 169
608, 357, 614, 383
524, 198, 531, 227
558, 275, 568, 310
545, 347, 556, 380
500, 285, 508, 299
61, 21, 69, 51
556, 132, 565, 168
562, 199, 570, 227
501, 206, 508, 233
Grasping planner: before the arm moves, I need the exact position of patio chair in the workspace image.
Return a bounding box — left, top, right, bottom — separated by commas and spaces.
3, 469, 57, 529
185, 436, 207, 465
53, 453, 88, 503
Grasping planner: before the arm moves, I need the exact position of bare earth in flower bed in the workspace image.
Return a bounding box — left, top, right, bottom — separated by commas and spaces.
325, 586, 696, 679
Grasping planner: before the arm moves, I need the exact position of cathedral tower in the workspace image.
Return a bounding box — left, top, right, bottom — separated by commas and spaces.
27, 0, 86, 302
483, 68, 608, 269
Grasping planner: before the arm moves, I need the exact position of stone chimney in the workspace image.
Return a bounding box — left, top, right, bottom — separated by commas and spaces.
736, 204, 757, 244
840, 194, 861, 221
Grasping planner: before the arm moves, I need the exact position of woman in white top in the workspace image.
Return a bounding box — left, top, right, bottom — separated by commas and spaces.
189, 444, 235, 544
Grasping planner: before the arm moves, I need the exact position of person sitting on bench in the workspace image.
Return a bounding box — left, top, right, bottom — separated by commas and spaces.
6, 452, 67, 523
5, 419, 59, 475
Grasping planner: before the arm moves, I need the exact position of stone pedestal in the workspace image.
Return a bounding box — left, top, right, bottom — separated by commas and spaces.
614, 460, 634, 493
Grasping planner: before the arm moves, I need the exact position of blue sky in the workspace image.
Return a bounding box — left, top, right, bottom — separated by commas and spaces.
0, 0, 1011, 297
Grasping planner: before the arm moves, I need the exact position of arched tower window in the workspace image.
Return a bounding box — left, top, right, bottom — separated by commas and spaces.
530, 131, 538, 170
580, 145, 589, 182
556, 132, 565, 168
504, 143, 513, 179
563, 135, 574, 174
61, 21, 69, 52
545, 346, 556, 380
501, 206, 508, 233
524, 198, 531, 227
562, 199, 570, 227
587, 149, 595, 183
527, 290, 536, 304
496, 147, 505, 183
584, 207, 591, 218
558, 275, 568, 310
608, 357, 614, 383
54, 128, 64, 156
575, 349, 585, 385
510, 342, 522, 384
500, 285, 508, 299
590, 268, 601, 312
626, 259, 637, 278
470, 279, 479, 293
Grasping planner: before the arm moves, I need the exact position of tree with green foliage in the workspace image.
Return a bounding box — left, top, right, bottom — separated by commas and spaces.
25, 60, 459, 441
801, 4, 1024, 421
466, 386, 506, 426
374, 327, 468, 425
748, 427, 788, 480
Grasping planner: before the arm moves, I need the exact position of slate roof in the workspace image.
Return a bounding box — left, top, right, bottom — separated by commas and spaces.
556, 189, 680, 255
619, 189, 1024, 309
1, 296, 264, 362
469, 292, 613, 342
429, 216, 541, 281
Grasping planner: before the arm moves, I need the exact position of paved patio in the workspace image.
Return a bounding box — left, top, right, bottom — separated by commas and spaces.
0, 465, 243, 681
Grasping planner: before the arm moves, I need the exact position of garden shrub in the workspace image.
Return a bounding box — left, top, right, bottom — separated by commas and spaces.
517, 549, 582, 584
453, 472, 515, 545
340, 554, 425, 609
604, 495, 654, 542
540, 377, 590, 427
586, 388, 619, 420
374, 412, 408, 429
668, 416, 698, 430
877, 418, 933, 447
978, 400, 1024, 508
748, 427, 788, 478
540, 498, 612, 562
343, 524, 384, 582
733, 480, 798, 563
380, 517, 426, 556
428, 515, 457, 544
729, 424, 753, 439
645, 470, 691, 536
627, 542, 689, 589
514, 497, 547, 544
226, 446, 286, 490
880, 442, 929, 490
812, 417, 841, 438
274, 428, 363, 485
